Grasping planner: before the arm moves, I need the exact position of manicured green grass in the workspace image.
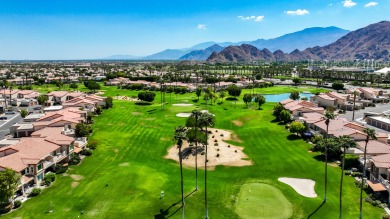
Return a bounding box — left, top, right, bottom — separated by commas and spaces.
3, 86, 382, 219
236, 183, 292, 219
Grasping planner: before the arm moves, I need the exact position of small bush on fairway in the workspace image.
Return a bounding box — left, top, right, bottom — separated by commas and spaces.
28, 188, 41, 197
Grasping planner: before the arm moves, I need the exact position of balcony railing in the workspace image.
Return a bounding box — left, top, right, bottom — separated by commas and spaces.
359, 157, 371, 167
379, 175, 390, 190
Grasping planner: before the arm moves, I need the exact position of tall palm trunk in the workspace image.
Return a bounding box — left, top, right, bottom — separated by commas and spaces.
339, 147, 346, 219
179, 144, 185, 219
325, 124, 329, 202
352, 92, 357, 121
205, 121, 209, 219
359, 140, 368, 219
195, 117, 198, 191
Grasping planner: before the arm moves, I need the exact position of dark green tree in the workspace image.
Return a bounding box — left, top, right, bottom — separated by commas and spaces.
75, 123, 90, 137
289, 91, 300, 100
138, 91, 156, 103
254, 94, 266, 109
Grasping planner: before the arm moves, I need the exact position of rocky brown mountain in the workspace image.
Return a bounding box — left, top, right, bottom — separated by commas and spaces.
207, 21, 390, 62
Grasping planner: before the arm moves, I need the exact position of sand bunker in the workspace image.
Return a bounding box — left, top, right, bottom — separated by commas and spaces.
173, 103, 193, 107
165, 128, 252, 170
115, 96, 139, 101
176, 113, 192, 117
70, 174, 84, 181
232, 120, 243, 126
278, 177, 317, 198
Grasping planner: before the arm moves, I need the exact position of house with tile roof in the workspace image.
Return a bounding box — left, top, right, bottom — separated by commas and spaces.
0, 137, 68, 193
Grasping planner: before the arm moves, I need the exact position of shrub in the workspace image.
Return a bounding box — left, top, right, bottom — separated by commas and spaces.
69, 154, 81, 165
43, 178, 51, 186
87, 141, 97, 150
216, 154, 220, 157
81, 149, 93, 156
55, 165, 68, 174
201, 152, 205, 155
344, 171, 351, 176
351, 172, 362, 177
28, 188, 41, 197
214, 139, 217, 142
214, 143, 218, 146
13, 200, 22, 209
0, 203, 12, 214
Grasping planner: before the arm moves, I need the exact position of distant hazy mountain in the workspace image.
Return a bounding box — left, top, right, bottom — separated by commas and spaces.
112, 25, 349, 60
250, 26, 349, 53
179, 44, 224, 60
207, 21, 390, 62
104, 55, 142, 60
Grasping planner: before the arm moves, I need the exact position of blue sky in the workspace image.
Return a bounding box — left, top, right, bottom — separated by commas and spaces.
0, 0, 389, 59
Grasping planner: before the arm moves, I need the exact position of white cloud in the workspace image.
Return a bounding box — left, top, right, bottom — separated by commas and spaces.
364, 2, 378, 7
197, 24, 207, 30
329, 3, 333, 6
284, 9, 309, 16
342, 0, 357, 8
237, 15, 265, 22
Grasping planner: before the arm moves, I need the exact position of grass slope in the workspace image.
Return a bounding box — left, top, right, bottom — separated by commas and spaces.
2, 87, 383, 219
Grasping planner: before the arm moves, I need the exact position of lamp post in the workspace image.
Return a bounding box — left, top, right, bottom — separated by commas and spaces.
3, 86, 6, 109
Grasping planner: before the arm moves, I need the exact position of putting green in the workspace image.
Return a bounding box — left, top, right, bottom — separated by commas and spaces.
236, 183, 293, 219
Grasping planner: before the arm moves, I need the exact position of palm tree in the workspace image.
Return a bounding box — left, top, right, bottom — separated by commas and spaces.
323, 111, 335, 202
191, 110, 202, 191
174, 126, 187, 219
337, 135, 356, 219
352, 91, 358, 121
199, 112, 214, 219
359, 128, 377, 219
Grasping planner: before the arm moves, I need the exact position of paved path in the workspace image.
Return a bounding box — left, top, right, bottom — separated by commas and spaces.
338, 102, 390, 133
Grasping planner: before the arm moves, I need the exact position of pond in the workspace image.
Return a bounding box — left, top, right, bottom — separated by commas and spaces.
262, 93, 314, 102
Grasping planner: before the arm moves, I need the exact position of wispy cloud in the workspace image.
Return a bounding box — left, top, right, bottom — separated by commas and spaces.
342, 0, 357, 8
364, 2, 378, 7
237, 15, 264, 22
197, 24, 207, 30
284, 9, 309, 16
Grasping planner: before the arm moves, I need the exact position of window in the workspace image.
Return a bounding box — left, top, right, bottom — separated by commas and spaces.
30, 166, 34, 173
37, 173, 43, 181
37, 163, 43, 171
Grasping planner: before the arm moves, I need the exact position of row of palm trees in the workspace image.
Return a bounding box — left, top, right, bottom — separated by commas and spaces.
322, 111, 377, 218
174, 110, 215, 219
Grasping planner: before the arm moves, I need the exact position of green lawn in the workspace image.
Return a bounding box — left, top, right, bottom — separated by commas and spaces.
2, 86, 383, 219
236, 183, 292, 219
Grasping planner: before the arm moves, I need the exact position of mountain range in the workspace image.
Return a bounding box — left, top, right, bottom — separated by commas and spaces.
104, 26, 349, 60
207, 21, 390, 62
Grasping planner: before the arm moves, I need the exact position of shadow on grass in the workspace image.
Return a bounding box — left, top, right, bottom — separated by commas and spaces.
306, 200, 326, 219
191, 99, 199, 103
154, 189, 197, 219
313, 154, 325, 162
287, 134, 301, 141
226, 97, 238, 101
135, 102, 152, 106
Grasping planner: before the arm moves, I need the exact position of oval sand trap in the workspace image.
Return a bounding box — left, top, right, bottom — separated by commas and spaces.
278, 177, 317, 198
236, 183, 292, 219
172, 103, 193, 107
176, 113, 191, 117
